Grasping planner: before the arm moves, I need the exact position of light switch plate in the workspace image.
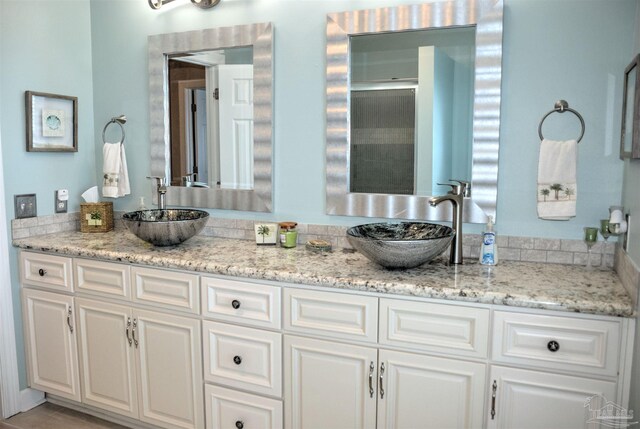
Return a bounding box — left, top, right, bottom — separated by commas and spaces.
14, 194, 37, 219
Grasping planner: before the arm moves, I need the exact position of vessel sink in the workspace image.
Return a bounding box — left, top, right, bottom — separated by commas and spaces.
122, 209, 209, 246
346, 222, 454, 269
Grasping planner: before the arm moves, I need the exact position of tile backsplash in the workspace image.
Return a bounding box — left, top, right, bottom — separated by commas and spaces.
11, 212, 617, 268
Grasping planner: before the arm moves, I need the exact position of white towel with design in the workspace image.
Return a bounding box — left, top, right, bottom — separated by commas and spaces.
102, 142, 130, 198
537, 139, 577, 220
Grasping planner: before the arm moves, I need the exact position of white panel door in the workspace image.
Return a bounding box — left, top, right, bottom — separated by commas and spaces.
75, 298, 137, 418
21, 288, 80, 401
377, 349, 486, 429
218, 64, 254, 190
284, 335, 377, 429
135, 309, 203, 429
488, 365, 617, 429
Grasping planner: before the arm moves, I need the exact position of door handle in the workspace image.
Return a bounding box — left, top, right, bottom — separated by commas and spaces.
66, 307, 73, 333
379, 362, 385, 399
125, 317, 132, 346
491, 380, 497, 420
368, 361, 374, 398
132, 318, 138, 348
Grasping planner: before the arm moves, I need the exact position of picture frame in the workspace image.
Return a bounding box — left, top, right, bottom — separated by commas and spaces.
254, 222, 278, 245
620, 54, 640, 160
25, 91, 78, 152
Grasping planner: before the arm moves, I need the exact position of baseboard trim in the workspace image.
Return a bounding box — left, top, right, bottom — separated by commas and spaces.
19, 388, 45, 412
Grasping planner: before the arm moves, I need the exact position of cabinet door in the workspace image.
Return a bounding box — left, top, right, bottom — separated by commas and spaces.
75, 298, 138, 418
22, 288, 80, 401
205, 384, 283, 429
284, 335, 377, 429
377, 349, 486, 429
488, 366, 617, 429
135, 309, 204, 429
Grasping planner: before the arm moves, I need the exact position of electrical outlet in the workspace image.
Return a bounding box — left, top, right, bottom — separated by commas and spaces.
55, 189, 68, 213
14, 194, 37, 219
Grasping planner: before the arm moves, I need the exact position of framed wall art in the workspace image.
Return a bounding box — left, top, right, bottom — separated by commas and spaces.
620, 54, 640, 159
25, 91, 78, 152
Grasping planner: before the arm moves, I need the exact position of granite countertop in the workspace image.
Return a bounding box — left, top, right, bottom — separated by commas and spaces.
13, 230, 634, 318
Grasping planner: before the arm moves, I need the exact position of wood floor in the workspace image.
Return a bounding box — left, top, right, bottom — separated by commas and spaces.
1, 402, 128, 429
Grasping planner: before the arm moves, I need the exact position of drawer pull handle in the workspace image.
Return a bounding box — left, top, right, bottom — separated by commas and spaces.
132, 319, 138, 348
125, 317, 132, 346
235, 421, 244, 429
233, 355, 242, 365
368, 361, 374, 398
379, 362, 385, 399
491, 380, 497, 420
231, 300, 241, 309
547, 340, 560, 352
66, 307, 73, 333
38, 268, 46, 277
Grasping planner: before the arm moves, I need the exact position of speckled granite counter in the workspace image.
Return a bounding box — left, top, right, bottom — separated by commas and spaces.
13, 230, 634, 317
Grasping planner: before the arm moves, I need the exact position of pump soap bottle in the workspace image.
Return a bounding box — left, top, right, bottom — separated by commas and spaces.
480, 216, 498, 266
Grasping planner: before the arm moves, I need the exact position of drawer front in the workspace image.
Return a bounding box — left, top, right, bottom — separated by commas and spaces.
202, 276, 281, 330
205, 384, 283, 429
131, 266, 199, 314
380, 298, 490, 358
203, 321, 282, 397
284, 288, 378, 343
75, 259, 130, 300
492, 311, 620, 376
21, 251, 73, 292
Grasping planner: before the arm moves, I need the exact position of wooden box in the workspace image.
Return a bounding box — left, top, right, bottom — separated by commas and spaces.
80, 202, 114, 233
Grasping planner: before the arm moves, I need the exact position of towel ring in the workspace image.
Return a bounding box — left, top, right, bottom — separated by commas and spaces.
102, 115, 127, 145
538, 100, 585, 143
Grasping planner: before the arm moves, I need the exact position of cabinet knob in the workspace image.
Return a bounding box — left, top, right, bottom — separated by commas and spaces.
235, 421, 244, 429
38, 268, 46, 277
231, 300, 241, 309
547, 340, 560, 352
233, 355, 242, 365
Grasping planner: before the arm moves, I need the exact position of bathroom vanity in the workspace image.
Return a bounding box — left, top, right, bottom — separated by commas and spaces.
14, 230, 634, 429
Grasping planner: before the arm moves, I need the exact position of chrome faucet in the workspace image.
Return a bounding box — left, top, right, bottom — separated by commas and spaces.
429, 180, 469, 265
147, 176, 167, 209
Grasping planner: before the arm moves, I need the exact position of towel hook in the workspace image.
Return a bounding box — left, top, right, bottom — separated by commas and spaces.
538, 100, 585, 143
102, 115, 127, 145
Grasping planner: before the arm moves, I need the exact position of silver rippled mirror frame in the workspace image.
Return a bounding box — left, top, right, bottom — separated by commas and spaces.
326, 0, 503, 223
149, 22, 273, 212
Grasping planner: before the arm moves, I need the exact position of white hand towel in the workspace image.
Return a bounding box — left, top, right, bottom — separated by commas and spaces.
537, 139, 577, 220
102, 142, 130, 198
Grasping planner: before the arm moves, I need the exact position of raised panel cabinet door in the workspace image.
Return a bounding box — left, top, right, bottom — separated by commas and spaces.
487, 366, 617, 429
377, 349, 486, 429
135, 309, 204, 429
75, 298, 137, 418
205, 384, 283, 429
131, 266, 199, 314
74, 259, 131, 300
22, 288, 80, 401
284, 335, 377, 429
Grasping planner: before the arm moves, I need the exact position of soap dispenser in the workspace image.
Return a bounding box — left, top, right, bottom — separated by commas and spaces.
480, 216, 498, 266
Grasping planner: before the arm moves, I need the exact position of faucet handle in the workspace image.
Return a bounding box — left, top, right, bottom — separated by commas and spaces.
147, 176, 166, 187
437, 182, 463, 196
449, 180, 471, 197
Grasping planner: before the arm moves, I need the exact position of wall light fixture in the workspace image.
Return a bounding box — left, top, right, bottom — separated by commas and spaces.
148, 0, 220, 10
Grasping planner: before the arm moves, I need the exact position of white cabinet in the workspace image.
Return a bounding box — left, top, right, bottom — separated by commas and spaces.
284, 335, 486, 429
284, 335, 378, 429
21, 288, 80, 401
205, 385, 283, 429
487, 365, 617, 429
75, 298, 204, 429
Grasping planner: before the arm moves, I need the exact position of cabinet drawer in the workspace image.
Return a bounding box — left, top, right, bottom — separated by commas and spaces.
203, 321, 282, 397
380, 298, 489, 358
202, 276, 281, 329
492, 311, 621, 376
205, 384, 282, 429
131, 266, 199, 314
75, 259, 130, 299
20, 251, 73, 292
284, 288, 378, 343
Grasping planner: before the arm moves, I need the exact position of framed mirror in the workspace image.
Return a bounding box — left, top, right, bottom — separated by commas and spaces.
326, 0, 503, 222
149, 22, 273, 212
621, 53, 640, 160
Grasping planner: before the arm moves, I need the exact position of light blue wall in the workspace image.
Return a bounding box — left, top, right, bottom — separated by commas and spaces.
89, 0, 636, 239
0, 0, 96, 388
